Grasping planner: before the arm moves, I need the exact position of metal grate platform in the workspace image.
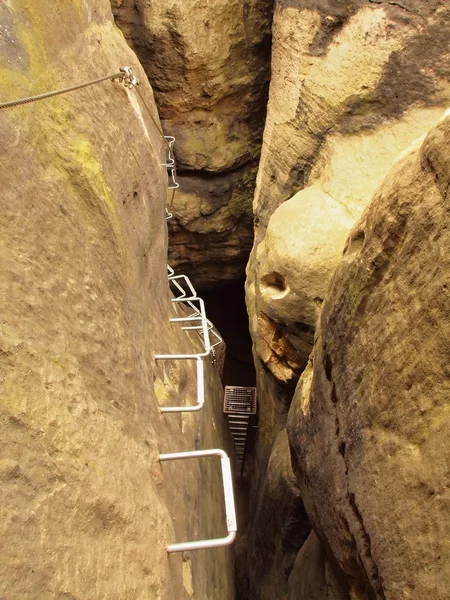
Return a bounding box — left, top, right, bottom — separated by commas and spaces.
223, 386, 257, 415
223, 386, 257, 472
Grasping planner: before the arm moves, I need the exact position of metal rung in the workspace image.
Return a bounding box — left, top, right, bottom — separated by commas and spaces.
162, 135, 176, 167
163, 297, 211, 357
159, 449, 237, 552
157, 356, 204, 413
168, 167, 179, 190
170, 275, 198, 301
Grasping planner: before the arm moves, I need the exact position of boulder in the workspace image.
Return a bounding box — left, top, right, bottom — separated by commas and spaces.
287, 531, 349, 600
249, 185, 355, 382
288, 111, 450, 599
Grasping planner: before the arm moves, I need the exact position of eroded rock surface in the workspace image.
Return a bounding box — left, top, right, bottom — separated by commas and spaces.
111, 0, 274, 286
253, 0, 450, 235
245, 0, 450, 542
0, 2, 233, 598
167, 165, 255, 287
248, 185, 355, 384
247, 429, 310, 600
288, 111, 450, 599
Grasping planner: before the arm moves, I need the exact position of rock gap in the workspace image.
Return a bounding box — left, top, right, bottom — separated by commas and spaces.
202, 277, 256, 388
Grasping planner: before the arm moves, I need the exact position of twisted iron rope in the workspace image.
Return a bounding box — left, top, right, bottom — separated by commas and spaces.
0, 71, 125, 110
0, 66, 177, 209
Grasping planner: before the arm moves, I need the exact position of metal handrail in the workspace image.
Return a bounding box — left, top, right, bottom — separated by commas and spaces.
159, 449, 237, 552
209, 328, 223, 350
156, 269, 223, 411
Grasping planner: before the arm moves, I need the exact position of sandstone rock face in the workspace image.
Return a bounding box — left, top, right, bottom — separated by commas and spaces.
0, 2, 233, 598
111, 0, 274, 286
167, 165, 255, 287
249, 185, 355, 384
288, 112, 450, 600
253, 0, 450, 236
246, 0, 450, 455
111, 0, 272, 172
245, 7, 450, 580
287, 531, 349, 600
247, 429, 310, 600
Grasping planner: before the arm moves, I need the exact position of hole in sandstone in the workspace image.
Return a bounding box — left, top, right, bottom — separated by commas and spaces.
346, 230, 365, 256
260, 271, 290, 300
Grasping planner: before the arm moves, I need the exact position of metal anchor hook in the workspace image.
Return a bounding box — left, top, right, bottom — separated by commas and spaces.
162, 136, 176, 168
117, 66, 139, 89
168, 168, 180, 190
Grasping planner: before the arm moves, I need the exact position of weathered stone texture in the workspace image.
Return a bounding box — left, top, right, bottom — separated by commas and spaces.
166, 165, 256, 287
253, 0, 450, 235
111, 0, 274, 286
287, 531, 349, 600
0, 2, 233, 598
111, 0, 273, 172
248, 185, 355, 386
288, 111, 450, 600
247, 429, 310, 600
245, 2, 450, 542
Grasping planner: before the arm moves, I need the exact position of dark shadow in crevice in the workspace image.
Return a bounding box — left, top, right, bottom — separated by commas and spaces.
202, 277, 256, 388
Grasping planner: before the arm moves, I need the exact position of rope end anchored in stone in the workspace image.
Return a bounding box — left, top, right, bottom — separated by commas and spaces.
117, 66, 139, 89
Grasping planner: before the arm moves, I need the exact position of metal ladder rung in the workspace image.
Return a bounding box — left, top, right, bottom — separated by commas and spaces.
159, 449, 237, 552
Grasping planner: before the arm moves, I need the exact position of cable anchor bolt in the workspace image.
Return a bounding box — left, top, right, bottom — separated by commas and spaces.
117, 66, 139, 89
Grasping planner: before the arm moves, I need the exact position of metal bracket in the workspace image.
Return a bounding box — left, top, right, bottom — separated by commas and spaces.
159, 449, 237, 552
170, 275, 198, 302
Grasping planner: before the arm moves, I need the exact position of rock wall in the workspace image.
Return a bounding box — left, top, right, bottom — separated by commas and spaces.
111, 0, 274, 287
248, 0, 450, 401
245, 1, 450, 597
0, 2, 233, 598
288, 111, 450, 599
246, 0, 450, 479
